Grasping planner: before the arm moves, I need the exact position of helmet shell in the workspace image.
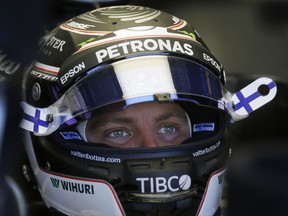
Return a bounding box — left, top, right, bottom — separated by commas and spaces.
23, 5, 229, 216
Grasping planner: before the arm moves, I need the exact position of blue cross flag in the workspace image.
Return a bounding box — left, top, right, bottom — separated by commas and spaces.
20, 102, 50, 134
231, 77, 277, 118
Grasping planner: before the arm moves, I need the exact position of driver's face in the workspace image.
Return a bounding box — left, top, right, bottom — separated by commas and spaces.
86, 102, 190, 148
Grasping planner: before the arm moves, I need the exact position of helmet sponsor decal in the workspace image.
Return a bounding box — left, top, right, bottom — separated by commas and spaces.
39, 171, 125, 215
203, 53, 221, 72
50, 177, 95, 194
46, 36, 66, 52
136, 174, 191, 193
192, 141, 221, 157
75, 25, 198, 54
71, 150, 121, 163
193, 122, 215, 132
30, 69, 58, 81
60, 61, 86, 84
65, 21, 95, 30
60, 131, 82, 140
94, 38, 194, 64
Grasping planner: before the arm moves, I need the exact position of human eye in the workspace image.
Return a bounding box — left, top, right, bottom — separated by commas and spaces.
157, 125, 177, 134
107, 129, 129, 138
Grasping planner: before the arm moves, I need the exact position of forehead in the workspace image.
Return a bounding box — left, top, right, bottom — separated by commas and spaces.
89, 102, 187, 124
124, 102, 185, 112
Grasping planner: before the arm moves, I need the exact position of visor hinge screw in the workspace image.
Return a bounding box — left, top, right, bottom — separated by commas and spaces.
160, 158, 165, 168
22, 164, 32, 183
46, 114, 53, 123
231, 102, 235, 111
45, 162, 51, 171
32, 82, 41, 101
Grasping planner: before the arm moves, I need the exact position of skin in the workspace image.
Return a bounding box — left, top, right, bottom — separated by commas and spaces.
86, 102, 190, 148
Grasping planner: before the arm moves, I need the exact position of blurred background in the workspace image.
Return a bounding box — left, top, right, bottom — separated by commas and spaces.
0, 0, 287, 215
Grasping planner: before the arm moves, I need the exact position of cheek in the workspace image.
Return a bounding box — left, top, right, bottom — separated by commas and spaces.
177, 124, 191, 142
183, 125, 191, 139
158, 129, 190, 146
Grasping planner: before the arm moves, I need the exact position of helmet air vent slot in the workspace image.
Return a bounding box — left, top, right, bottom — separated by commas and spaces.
129, 163, 151, 170
173, 160, 191, 167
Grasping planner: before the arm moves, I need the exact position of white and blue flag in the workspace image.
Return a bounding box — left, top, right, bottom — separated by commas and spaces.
20, 102, 49, 134
232, 77, 277, 117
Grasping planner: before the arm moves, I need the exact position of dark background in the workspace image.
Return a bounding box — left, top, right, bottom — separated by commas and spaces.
1, 0, 288, 215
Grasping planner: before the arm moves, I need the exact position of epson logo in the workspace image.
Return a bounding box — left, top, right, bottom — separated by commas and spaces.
203, 53, 221, 72
60, 62, 86, 84
136, 175, 191, 193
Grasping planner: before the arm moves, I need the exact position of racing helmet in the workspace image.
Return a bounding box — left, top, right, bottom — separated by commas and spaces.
20, 5, 277, 216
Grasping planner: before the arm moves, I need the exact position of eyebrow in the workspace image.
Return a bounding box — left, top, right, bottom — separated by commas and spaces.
92, 111, 186, 128
154, 111, 187, 122
92, 116, 133, 128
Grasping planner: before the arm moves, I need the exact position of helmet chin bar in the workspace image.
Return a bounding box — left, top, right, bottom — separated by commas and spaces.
20, 76, 277, 135
25, 119, 229, 216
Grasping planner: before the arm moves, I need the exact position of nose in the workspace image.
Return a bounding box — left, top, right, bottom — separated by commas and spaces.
138, 131, 159, 148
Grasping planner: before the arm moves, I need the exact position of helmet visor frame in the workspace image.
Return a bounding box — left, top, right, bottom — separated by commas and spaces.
21, 55, 230, 135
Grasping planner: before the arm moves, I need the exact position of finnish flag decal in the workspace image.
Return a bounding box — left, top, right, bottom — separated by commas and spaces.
20, 102, 49, 134
232, 77, 277, 117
